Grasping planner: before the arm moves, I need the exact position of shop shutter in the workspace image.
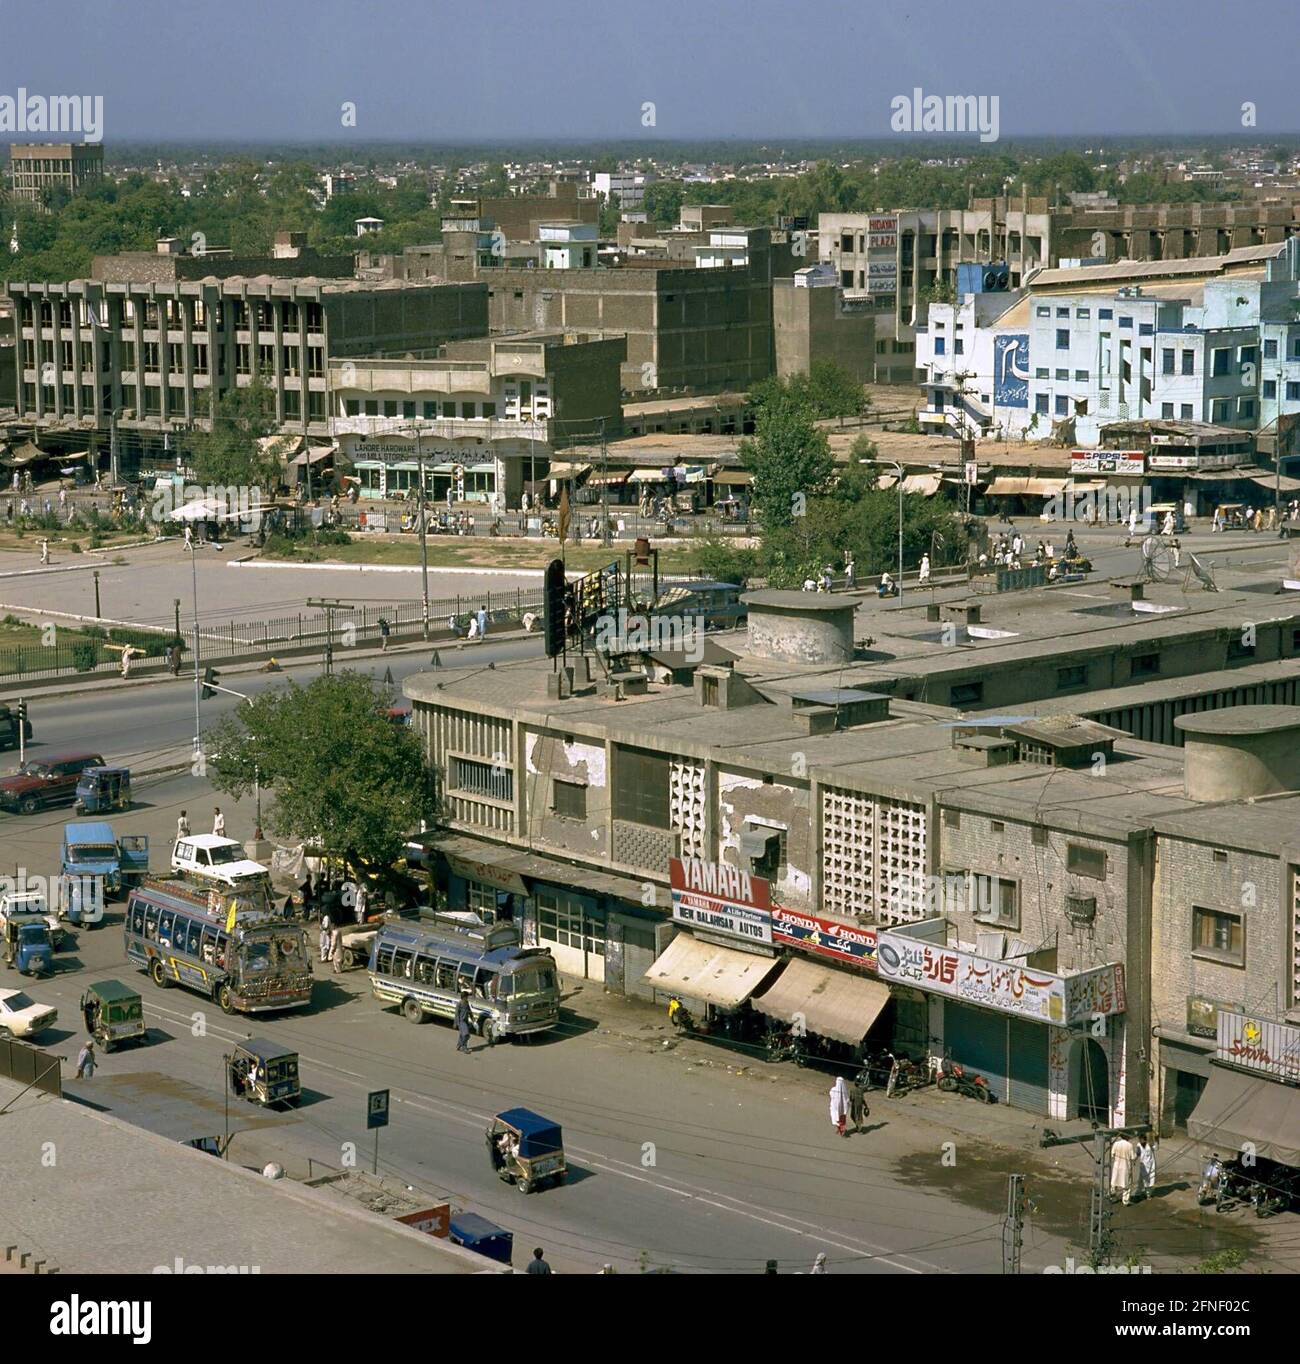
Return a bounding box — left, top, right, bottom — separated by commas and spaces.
1006, 1017, 1051, 1114
944, 1000, 1009, 1098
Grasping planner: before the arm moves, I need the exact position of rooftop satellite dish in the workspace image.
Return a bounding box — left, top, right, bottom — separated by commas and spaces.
1139, 536, 1171, 581
1186, 552, 1219, 593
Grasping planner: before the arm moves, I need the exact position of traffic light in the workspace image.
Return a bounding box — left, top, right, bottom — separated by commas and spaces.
14, 699, 25, 725
201, 666, 219, 700
543, 558, 567, 659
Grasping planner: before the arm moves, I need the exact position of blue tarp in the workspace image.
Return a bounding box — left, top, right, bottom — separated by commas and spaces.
497, 1106, 563, 1159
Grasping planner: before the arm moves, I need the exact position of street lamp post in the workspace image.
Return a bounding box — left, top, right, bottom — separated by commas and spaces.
186, 537, 222, 762
875, 460, 905, 606
406, 422, 431, 639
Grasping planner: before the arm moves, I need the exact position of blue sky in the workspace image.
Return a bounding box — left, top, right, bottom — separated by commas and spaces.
0, 0, 1293, 143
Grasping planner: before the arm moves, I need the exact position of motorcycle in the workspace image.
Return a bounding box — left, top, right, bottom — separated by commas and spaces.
857, 1049, 897, 1092
667, 996, 707, 1036
766, 1025, 805, 1066
935, 1056, 995, 1103
1196, 1154, 1224, 1207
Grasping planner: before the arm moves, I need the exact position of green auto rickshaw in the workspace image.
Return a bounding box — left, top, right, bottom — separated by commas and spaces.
228, 1038, 301, 1107
80, 979, 146, 1051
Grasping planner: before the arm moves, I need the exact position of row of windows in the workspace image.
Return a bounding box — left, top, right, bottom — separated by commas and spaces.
373, 944, 494, 993
344, 399, 499, 420
19, 297, 325, 333
24, 382, 326, 419
128, 903, 228, 966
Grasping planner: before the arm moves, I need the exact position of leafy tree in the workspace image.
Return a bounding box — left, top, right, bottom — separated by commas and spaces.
206, 672, 437, 871
643, 181, 685, 226
186, 375, 281, 489
687, 532, 760, 587
739, 379, 834, 531
806, 360, 868, 422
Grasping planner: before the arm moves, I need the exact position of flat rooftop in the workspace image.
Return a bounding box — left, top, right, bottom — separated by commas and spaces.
0, 1076, 489, 1274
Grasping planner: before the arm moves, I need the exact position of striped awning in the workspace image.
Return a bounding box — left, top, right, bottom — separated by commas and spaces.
986, 476, 1070, 497
712, 469, 754, 486
628, 467, 672, 482
547, 462, 591, 480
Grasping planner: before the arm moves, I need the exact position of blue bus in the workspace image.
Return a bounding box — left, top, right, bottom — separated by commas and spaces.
368, 914, 559, 1042
125, 878, 313, 1015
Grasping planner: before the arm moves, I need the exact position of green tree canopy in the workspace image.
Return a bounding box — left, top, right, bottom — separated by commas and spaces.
739, 378, 834, 531
186, 375, 280, 489
207, 672, 437, 871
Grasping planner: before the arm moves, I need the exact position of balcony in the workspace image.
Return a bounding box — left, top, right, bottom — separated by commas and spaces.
330, 414, 550, 442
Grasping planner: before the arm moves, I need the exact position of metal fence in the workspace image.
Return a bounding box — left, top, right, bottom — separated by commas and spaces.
0, 1038, 62, 1098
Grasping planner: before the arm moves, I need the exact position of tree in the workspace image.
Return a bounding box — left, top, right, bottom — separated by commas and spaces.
738, 380, 834, 532
206, 672, 437, 871
642, 180, 684, 227
186, 375, 281, 490
806, 360, 868, 422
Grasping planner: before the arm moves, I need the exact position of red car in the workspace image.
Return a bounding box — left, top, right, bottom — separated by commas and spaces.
0, 752, 106, 815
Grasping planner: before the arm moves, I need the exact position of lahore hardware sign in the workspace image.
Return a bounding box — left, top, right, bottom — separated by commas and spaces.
875, 926, 1126, 1024
1216, 1010, 1300, 1082
669, 857, 772, 944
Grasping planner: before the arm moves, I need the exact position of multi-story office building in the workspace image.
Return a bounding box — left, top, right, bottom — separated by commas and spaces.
7, 141, 104, 204
328, 330, 625, 506
5, 255, 489, 445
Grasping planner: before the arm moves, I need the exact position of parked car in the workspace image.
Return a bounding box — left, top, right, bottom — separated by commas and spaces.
0, 704, 33, 754
0, 752, 106, 815
0, 987, 58, 1038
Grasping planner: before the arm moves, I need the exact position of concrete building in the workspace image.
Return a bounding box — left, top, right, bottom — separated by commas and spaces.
774, 263, 875, 385
539, 221, 599, 270
7, 141, 103, 204
329, 330, 625, 505
822, 194, 1300, 386
403, 552, 1300, 1127
481, 183, 598, 243
5, 254, 489, 445
593, 170, 652, 213
915, 240, 1300, 454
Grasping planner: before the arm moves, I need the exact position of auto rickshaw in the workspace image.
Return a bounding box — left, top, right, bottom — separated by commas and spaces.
485, 1107, 567, 1194
79, 979, 146, 1051
227, 1038, 301, 1107
73, 766, 132, 815
2, 915, 53, 976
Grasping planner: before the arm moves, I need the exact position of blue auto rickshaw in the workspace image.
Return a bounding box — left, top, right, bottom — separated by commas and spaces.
74, 766, 132, 815
449, 1212, 514, 1266
2, 915, 53, 976
486, 1107, 567, 1194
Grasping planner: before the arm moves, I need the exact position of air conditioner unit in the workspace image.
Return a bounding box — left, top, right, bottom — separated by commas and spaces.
1064, 893, 1096, 925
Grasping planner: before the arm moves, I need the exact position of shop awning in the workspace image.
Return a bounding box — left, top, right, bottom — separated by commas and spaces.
289, 445, 336, 468
1247, 472, 1300, 492
587, 469, 631, 485
986, 476, 1070, 497
628, 467, 671, 482
1187, 1063, 1300, 1166
443, 852, 529, 898
547, 462, 591, 480
751, 958, 891, 1044
900, 473, 943, 496
712, 469, 753, 486
643, 932, 780, 1008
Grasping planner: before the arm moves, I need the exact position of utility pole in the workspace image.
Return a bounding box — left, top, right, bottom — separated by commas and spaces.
307, 597, 341, 675
407, 422, 430, 638
600, 416, 611, 548
1002, 1173, 1026, 1274
1041, 1122, 1148, 1269
109, 407, 120, 487
92, 569, 101, 619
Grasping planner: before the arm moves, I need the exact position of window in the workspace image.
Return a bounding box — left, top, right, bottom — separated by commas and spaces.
1161, 402, 1175, 418
1182, 350, 1195, 375
1119, 316, 1133, 329
1057, 307, 1070, 318
950, 681, 983, 706
1031, 825, 1048, 848
990, 820, 1004, 834
1264, 338, 1278, 359
934, 337, 945, 355
1057, 664, 1087, 690
1240, 346, 1257, 366
1264, 380, 1277, 399
954, 340, 964, 355
1288, 382, 1300, 402
465, 880, 497, 921
1131, 652, 1160, 677
158, 910, 175, 947
1055, 395, 1068, 415
450, 756, 512, 802
1180, 403, 1194, 418
1227, 632, 1256, 660
1239, 399, 1255, 419
1035, 394, 1049, 414
750, 825, 788, 880
1035, 368, 1049, 379
403, 401, 416, 419
971, 872, 1019, 928
1139, 322, 1153, 336
1212, 849, 1228, 864
1055, 368, 1069, 380
1074, 369, 1088, 381
1067, 843, 1107, 880
1077, 308, 1091, 319
613, 748, 670, 828
1193, 905, 1244, 965
1212, 400, 1231, 422
1056, 328, 1070, 350
1212, 349, 1230, 377
1162, 348, 1175, 374
1036, 306, 1050, 318
536, 889, 603, 957
1098, 308, 1113, 320
552, 779, 587, 819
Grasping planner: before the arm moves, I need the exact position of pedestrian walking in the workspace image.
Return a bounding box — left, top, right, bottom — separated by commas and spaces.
829, 1075, 850, 1138
1171, 538, 1182, 569
1109, 1133, 1136, 1205
39, 538, 49, 565
1136, 1132, 1157, 1201
848, 1074, 868, 1133
76, 1038, 96, 1079
525, 1247, 552, 1275
1127, 507, 1138, 539
918, 553, 931, 587
168, 642, 182, 676
176, 810, 190, 841
1212, 507, 1224, 533
475, 604, 488, 641
119, 644, 136, 678
810, 1252, 828, 1275
319, 917, 332, 963
354, 880, 368, 925
212, 807, 225, 837
455, 991, 473, 1053
58, 487, 66, 510
843, 552, 856, 590
378, 617, 390, 652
